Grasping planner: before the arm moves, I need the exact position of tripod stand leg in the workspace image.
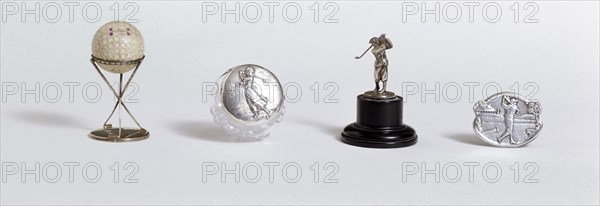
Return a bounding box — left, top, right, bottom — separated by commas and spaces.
118, 74, 123, 138
117, 61, 145, 130
89, 58, 149, 142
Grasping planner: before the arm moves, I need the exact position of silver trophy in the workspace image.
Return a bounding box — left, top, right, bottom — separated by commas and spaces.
88, 21, 149, 142
342, 34, 418, 148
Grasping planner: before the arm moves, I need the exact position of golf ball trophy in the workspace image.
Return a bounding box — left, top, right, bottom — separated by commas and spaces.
211, 64, 285, 140
341, 34, 418, 148
88, 21, 149, 142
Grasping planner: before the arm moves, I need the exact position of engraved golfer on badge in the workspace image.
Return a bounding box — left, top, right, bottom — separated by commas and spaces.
211, 64, 285, 140
341, 34, 418, 148
238, 67, 272, 121
473, 92, 543, 147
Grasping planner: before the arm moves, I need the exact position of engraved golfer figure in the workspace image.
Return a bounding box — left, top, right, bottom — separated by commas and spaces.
239, 66, 271, 121
497, 95, 520, 144
355, 34, 393, 93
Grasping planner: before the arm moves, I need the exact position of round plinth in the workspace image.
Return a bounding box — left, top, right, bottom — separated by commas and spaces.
89, 128, 149, 142
341, 94, 418, 148
342, 123, 417, 148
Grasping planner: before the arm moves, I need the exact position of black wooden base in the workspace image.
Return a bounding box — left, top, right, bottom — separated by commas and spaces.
341, 94, 418, 148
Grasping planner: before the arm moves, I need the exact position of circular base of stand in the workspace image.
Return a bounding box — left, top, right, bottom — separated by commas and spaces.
89, 128, 149, 142
341, 123, 417, 148
363, 91, 396, 99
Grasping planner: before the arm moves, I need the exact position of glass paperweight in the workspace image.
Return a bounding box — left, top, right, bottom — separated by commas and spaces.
211, 64, 285, 140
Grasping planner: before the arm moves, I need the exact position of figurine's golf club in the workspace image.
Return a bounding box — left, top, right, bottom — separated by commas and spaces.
355, 45, 373, 59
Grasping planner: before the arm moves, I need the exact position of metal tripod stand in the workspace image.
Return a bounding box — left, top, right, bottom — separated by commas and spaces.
89, 55, 149, 142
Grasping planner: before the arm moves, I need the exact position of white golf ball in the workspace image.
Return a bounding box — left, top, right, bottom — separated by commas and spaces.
92, 21, 144, 74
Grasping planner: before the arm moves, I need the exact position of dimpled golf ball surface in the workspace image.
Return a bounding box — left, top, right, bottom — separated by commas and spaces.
92, 21, 144, 74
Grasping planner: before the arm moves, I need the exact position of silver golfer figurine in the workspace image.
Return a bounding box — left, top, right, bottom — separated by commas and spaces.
342, 34, 417, 148
473, 92, 543, 147
355, 34, 395, 99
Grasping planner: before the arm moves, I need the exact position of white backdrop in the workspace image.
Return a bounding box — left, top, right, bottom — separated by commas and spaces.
1, 1, 599, 205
